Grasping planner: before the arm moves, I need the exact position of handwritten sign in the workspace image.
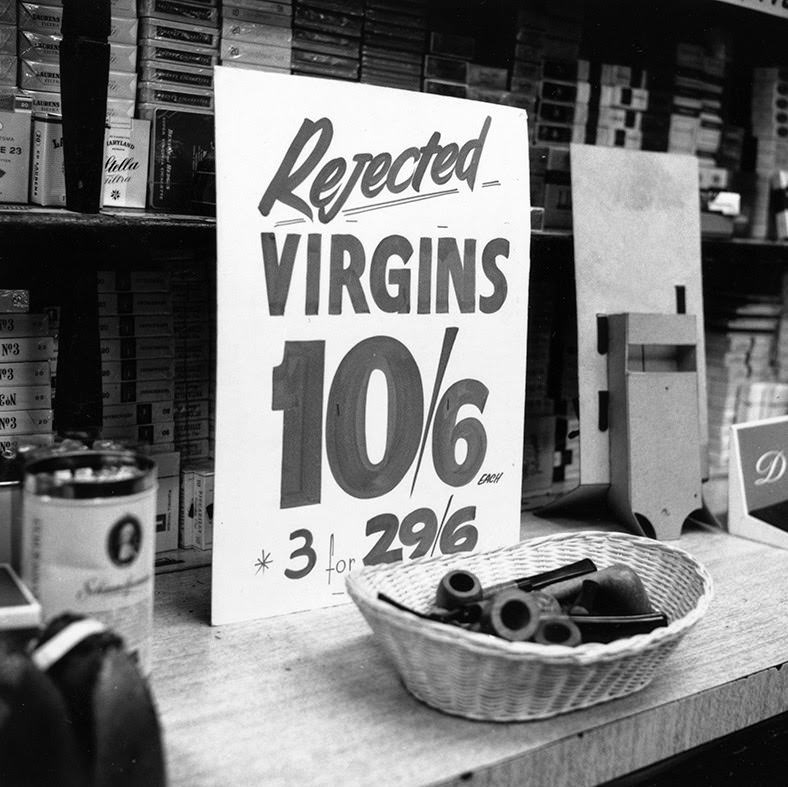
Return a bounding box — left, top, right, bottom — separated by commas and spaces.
729, 416, 788, 549
211, 68, 531, 624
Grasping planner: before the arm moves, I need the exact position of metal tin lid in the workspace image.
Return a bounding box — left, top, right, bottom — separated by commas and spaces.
23, 450, 157, 499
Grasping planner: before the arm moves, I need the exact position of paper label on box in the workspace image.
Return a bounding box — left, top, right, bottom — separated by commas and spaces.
102, 119, 151, 209
30, 115, 65, 206
0, 112, 32, 203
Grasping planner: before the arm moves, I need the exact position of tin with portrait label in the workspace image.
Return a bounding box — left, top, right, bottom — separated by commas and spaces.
21, 450, 157, 673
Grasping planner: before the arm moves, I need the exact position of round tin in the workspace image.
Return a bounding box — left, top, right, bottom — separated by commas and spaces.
21, 450, 158, 674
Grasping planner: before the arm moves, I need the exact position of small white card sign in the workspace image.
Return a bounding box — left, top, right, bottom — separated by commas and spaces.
211, 68, 531, 624
729, 416, 788, 549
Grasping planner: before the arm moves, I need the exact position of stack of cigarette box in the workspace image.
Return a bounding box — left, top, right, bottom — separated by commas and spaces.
16, 3, 63, 117
43, 304, 58, 405
639, 40, 729, 159
179, 457, 213, 549
751, 68, 788, 239
0, 289, 55, 457
137, 0, 218, 114
568, 61, 648, 151
96, 269, 185, 553
718, 124, 746, 176
696, 58, 726, 167
166, 252, 214, 551
734, 380, 788, 423
0, 0, 15, 99
143, 101, 215, 214
512, 1, 583, 147
97, 270, 177, 451
641, 44, 698, 156
138, 0, 219, 73
541, 145, 571, 229
17, 1, 139, 119
220, 0, 292, 74
521, 265, 556, 503
424, 40, 517, 108
136, 1, 217, 215
15, 1, 64, 206
290, 0, 361, 81
359, 0, 424, 92
29, 110, 64, 206
728, 271, 788, 425
704, 281, 781, 475
167, 254, 215, 465
706, 329, 775, 476
152, 447, 181, 552
774, 271, 788, 380
107, 0, 139, 124
0, 97, 32, 204
421, 31, 474, 99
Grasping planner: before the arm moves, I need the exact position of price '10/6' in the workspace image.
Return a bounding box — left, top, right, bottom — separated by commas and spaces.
272, 329, 489, 508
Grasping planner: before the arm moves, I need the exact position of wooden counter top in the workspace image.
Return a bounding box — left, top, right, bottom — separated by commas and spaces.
150, 515, 788, 786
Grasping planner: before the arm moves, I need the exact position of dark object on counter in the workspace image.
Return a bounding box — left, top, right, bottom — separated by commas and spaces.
380, 556, 666, 647
567, 612, 669, 644
60, 0, 110, 212
32, 613, 167, 787
0, 565, 41, 656
435, 569, 483, 609
0, 653, 86, 787
534, 616, 582, 647
146, 108, 216, 215
433, 558, 598, 611
480, 588, 541, 642
378, 592, 475, 625
545, 562, 655, 615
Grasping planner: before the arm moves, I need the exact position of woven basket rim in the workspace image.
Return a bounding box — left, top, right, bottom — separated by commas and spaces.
345, 530, 714, 666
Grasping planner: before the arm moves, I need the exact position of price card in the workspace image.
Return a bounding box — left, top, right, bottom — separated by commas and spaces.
211, 67, 531, 623
729, 416, 788, 549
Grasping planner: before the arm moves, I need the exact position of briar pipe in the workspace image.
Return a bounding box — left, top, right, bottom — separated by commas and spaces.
544, 563, 654, 616
565, 612, 668, 643
434, 558, 598, 611
377, 590, 535, 639
377, 593, 668, 646
478, 588, 542, 642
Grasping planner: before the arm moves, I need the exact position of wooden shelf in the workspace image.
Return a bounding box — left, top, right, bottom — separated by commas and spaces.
0, 207, 786, 254
151, 514, 788, 787
0, 206, 215, 230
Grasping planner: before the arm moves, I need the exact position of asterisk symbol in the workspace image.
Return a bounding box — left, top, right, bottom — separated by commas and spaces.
111, 189, 120, 200
254, 548, 272, 575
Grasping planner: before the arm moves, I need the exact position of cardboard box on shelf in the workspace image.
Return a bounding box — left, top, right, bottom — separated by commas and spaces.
102, 118, 151, 209
0, 110, 32, 204
30, 114, 64, 207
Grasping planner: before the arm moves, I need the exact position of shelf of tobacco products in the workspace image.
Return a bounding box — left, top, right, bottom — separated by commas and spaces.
3, 206, 788, 256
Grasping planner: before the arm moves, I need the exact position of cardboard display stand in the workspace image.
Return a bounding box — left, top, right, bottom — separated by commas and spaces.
606, 312, 703, 540
729, 416, 788, 550
540, 145, 709, 540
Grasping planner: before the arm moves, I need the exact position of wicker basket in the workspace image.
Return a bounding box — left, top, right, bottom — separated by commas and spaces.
345, 530, 713, 721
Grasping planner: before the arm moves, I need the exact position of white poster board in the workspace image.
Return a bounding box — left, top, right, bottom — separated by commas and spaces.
212, 68, 531, 624
570, 144, 707, 488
